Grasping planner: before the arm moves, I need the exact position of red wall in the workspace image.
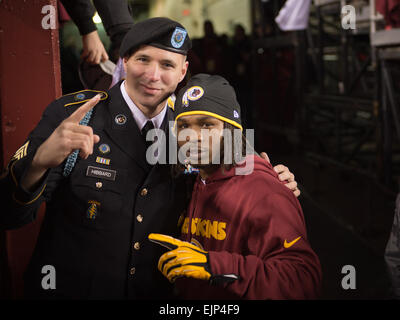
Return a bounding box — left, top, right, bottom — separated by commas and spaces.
0, 0, 61, 298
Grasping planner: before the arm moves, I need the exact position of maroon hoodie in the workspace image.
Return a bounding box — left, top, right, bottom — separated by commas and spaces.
176, 155, 322, 299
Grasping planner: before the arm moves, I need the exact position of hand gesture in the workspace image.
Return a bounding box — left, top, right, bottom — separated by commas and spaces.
32, 95, 101, 171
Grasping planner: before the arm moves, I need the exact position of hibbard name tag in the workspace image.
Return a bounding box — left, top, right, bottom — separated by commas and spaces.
86, 166, 116, 181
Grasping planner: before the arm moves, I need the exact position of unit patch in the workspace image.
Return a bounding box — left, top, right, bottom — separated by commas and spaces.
171, 27, 187, 49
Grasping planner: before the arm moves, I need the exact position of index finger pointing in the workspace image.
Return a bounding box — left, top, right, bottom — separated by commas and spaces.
68, 94, 101, 123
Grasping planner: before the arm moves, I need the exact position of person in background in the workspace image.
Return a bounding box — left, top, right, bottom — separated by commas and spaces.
60, 0, 134, 64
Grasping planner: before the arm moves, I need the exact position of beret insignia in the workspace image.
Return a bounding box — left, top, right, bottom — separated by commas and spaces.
171, 27, 187, 49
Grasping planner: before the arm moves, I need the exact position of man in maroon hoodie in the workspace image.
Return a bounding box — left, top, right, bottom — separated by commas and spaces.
149, 74, 322, 299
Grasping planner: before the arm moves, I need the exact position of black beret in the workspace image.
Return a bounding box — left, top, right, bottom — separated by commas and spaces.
120, 17, 192, 57
174, 74, 243, 131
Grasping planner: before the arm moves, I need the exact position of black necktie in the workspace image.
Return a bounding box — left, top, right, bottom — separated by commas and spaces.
142, 121, 155, 148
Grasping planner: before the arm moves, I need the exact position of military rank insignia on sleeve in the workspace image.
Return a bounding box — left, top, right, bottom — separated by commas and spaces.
11, 141, 29, 161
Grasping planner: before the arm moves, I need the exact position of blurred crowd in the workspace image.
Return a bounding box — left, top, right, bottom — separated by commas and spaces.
186, 20, 296, 132
187, 21, 254, 129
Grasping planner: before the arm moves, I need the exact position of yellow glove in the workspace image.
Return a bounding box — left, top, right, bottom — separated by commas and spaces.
149, 233, 211, 282
149, 233, 239, 284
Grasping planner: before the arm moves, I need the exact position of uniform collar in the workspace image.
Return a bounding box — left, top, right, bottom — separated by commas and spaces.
120, 80, 167, 131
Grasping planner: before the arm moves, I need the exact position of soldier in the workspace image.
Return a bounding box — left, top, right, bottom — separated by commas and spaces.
1, 17, 299, 299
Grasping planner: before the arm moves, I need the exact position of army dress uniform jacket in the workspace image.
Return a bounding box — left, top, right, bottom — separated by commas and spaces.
0, 84, 188, 299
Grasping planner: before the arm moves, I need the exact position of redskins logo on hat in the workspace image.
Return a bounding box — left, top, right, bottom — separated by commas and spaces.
182, 86, 204, 107
171, 27, 187, 49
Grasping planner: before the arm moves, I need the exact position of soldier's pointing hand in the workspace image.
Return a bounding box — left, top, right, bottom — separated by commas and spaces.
32, 95, 101, 171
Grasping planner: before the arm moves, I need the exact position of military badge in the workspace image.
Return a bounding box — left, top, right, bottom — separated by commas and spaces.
96, 156, 111, 165
171, 27, 187, 49
115, 114, 127, 125
98, 144, 111, 155
87, 200, 100, 220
